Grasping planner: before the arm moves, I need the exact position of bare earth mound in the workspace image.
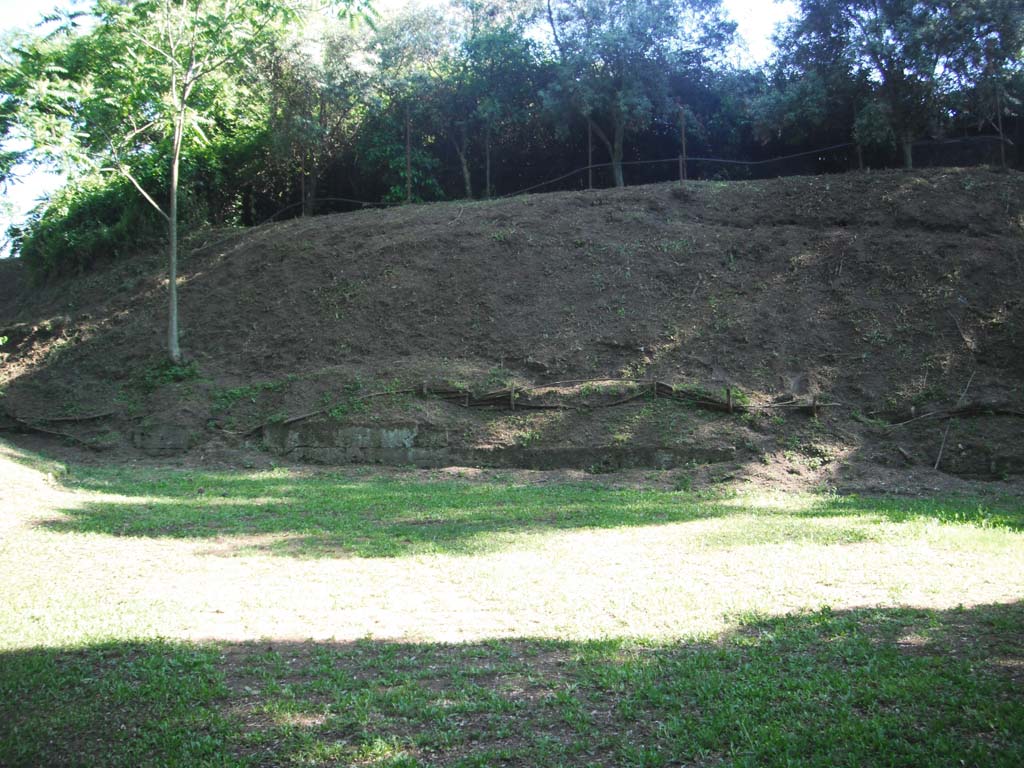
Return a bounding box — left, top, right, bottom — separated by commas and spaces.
2, 168, 1022, 492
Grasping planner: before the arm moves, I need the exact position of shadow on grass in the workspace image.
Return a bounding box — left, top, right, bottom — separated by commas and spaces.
36, 467, 1024, 558
2, 601, 1022, 767
0, 439, 69, 478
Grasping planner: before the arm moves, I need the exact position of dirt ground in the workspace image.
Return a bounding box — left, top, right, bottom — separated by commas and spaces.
1, 168, 1022, 492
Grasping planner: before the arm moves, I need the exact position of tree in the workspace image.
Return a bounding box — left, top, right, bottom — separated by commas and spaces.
467, 25, 542, 198
7, 0, 367, 362
754, 9, 871, 159
544, 0, 733, 187
430, 23, 540, 199
432, 51, 480, 199
110, 0, 295, 363
453, 0, 543, 31
358, 3, 459, 202
0, 34, 29, 189
770, 1, 1024, 170
942, 0, 1024, 168
781, 1, 973, 170
262, 17, 369, 215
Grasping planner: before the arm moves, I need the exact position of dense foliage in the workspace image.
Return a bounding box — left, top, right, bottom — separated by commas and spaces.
2, 0, 1021, 281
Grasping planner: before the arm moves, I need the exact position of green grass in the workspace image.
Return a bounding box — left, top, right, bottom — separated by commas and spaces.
3, 605, 1022, 767
136, 358, 201, 393
1, 440, 1022, 766
40, 466, 1024, 558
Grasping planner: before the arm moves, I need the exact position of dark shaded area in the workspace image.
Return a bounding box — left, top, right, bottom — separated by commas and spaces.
2, 602, 1022, 767
37, 469, 1024, 558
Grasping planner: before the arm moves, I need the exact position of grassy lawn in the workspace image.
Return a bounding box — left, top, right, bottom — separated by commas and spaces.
1, 439, 1022, 766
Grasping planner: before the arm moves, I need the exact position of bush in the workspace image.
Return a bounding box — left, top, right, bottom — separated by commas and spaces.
15, 173, 167, 281
12, 129, 272, 282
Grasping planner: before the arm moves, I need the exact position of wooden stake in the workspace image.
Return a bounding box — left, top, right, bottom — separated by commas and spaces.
679, 104, 688, 183
934, 423, 951, 471
934, 371, 976, 471
587, 119, 593, 190
405, 106, 412, 204
485, 121, 492, 198
997, 81, 1007, 170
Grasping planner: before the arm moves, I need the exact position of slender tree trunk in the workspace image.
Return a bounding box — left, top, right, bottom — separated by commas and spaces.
310, 166, 318, 215
996, 83, 1006, 170
453, 126, 472, 199
242, 186, 254, 227
168, 120, 183, 364
587, 119, 593, 190
589, 118, 621, 188
1017, 95, 1022, 168
302, 150, 319, 216
405, 106, 412, 203
457, 148, 472, 199
612, 119, 625, 188
302, 165, 318, 216
678, 104, 687, 182
305, 92, 325, 214
901, 135, 913, 170
484, 122, 491, 199
1016, 95, 1022, 168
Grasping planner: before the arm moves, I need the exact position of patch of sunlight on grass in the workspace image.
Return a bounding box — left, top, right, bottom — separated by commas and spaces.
0, 439, 67, 479
1, 443, 1023, 652
716, 492, 821, 512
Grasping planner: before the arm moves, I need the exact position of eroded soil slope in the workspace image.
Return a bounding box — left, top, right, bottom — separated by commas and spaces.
2, 169, 1022, 488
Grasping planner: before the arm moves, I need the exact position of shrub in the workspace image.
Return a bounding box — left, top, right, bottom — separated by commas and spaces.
15, 174, 167, 281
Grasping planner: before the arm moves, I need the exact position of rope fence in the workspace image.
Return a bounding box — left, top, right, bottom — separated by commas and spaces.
188, 133, 1013, 259
500, 142, 860, 197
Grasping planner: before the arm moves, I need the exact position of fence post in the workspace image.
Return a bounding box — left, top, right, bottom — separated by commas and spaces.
587, 119, 593, 190
997, 83, 1007, 170
485, 121, 492, 198
679, 103, 688, 183
405, 106, 412, 204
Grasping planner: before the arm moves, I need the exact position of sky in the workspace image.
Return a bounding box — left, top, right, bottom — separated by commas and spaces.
0, 0, 797, 255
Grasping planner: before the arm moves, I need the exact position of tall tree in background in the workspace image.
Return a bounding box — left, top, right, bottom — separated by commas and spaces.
463, 25, 542, 198
0, 39, 27, 190
769, 0, 1024, 169
544, 0, 732, 187
755, 7, 869, 156
264, 18, 369, 215
432, 20, 541, 199
454, 0, 542, 30
433, 49, 482, 199
783, 1, 956, 169
942, 0, 1024, 168
359, 2, 458, 202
